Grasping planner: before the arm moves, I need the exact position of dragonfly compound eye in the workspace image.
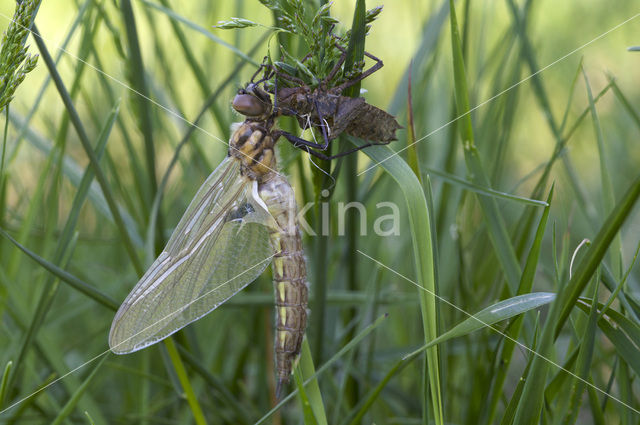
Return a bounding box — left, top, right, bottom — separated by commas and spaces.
232, 93, 269, 118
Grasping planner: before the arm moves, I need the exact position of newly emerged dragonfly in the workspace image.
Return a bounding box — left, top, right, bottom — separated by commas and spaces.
109, 81, 307, 395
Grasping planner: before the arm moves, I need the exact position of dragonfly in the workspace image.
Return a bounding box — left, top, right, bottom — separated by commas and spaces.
109, 79, 308, 396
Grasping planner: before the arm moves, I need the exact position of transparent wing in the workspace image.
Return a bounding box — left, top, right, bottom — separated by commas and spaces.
109, 157, 276, 354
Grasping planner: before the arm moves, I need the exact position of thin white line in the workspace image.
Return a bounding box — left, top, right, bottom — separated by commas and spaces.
356, 249, 640, 415
0, 11, 283, 177
0, 253, 274, 415
358, 11, 640, 176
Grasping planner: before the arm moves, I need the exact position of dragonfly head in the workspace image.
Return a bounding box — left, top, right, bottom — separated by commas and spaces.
233, 83, 273, 120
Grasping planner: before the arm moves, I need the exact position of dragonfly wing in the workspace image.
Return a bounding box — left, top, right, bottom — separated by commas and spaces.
109, 157, 276, 354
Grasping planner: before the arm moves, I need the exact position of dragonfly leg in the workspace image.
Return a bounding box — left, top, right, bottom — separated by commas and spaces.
322, 48, 347, 87
275, 130, 328, 151
278, 128, 390, 161
314, 140, 391, 161
270, 68, 302, 117
312, 99, 331, 150
250, 57, 275, 86
276, 97, 332, 153
271, 63, 308, 87
332, 48, 384, 93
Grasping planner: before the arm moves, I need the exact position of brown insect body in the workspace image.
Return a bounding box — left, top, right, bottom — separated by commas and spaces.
258, 174, 307, 395
277, 86, 402, 143
229, 91, 308, 396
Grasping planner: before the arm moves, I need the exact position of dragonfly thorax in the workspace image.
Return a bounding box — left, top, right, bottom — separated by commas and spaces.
229, 121, 276, 180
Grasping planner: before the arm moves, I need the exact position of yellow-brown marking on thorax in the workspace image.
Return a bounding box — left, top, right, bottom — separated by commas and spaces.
229, 121, 276, 180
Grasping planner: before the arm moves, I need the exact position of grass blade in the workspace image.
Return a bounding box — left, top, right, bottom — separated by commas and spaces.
139, 0, 259, 66
556, 174, 640, 334
164, 338, 207, 425
31, 24, 143, 275
485, 186, 554, 423
353, 139, 443, 424
448, 0, 521, 292
582, 66, 621, 277
0, 228, 118, 310
297, 339, 327, 425
406, 292, 555, 356
50, 355, 108, 425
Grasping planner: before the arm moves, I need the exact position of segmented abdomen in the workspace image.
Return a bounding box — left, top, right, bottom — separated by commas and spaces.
258, 174, 308, 395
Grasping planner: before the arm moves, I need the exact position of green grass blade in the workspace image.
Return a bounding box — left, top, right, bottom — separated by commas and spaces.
610, 78, 640, 128
56, 99, 120, 258
353, 139, 443, 424
293, 366, 319, 425
139, 0, 259, 66
31, 24, 143, 275
556, 174, 640, 335
0, 228, 118, 310
406, 67, 423, 184
155, 0, 230, 140
344, 355, 413, 425
176, 346, 251, 425
8, 111, 142, 246
387, 1, 449, 115
297, 339, 327, 425
559, 286, 599, 425
2, 98, 120, 396
405, 292, 555, 357
513, 174, 640, 424
448, 0, 521, 292
575, 301, 640, 376
424, 166, 548, 206
0, 361, 12, 407
119, 0, 163, 255
164, 338, 208, 425
50, 355, 108, 425
2, 373, 57, 422
499, 315, 540, 425
582, 66, 621, 277
485, 185, 554, 423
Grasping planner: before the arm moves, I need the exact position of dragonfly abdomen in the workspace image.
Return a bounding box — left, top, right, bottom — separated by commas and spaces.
258, 174, 308, 396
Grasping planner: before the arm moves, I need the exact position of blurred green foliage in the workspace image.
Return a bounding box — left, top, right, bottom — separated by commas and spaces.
0, 0, 639, 424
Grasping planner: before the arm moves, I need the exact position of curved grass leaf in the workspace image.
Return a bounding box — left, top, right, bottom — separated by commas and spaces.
31, 24, 144, 275
556, 173, 640, 335
294, 340, 326, 425
424, 166, 548, 206
405, 292, 555, 357
163, 339, 207, 425
0, 228, 118, 311
484, 185, 553, 423
560, 289, 599, 425
352, 139, 443, 424
50, 355, 108, 425
514, 174, 640, 425
449, 0, 521, 293
0, 361, 12, 407
575, 300, 640, 376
